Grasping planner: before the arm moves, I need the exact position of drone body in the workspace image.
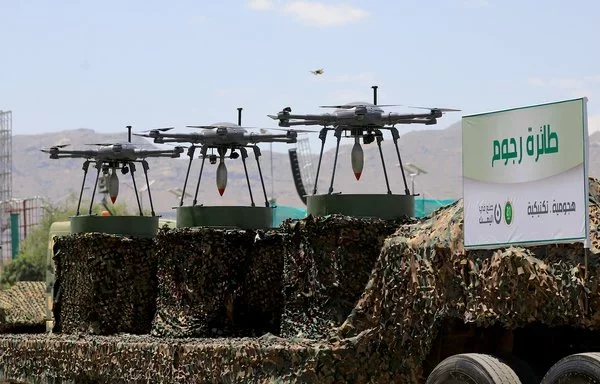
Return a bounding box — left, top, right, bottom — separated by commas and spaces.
141, 122, 300, 147
44, 142, 184, 161
135, 108, 305, 206
268, 86, 460, 196
269, 101, 458, 129
41, 129, 184, 216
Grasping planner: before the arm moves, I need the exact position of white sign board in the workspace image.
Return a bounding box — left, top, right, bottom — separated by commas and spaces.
462, 98, 589, 249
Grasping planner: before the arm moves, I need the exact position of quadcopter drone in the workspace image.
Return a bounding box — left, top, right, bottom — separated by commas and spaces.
41, 126, 184, 216
268, 85, 460, 196
134, 108, 307, 207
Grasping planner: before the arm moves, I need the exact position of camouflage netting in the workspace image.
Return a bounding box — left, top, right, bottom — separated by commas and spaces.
151, 227, 285, 338
0, 282, 46, 333
278, 215, 406, 339
53, 233, 156, 335
0, 332, 402, 384
335, 177, 600, 382
4, 180, 600, 383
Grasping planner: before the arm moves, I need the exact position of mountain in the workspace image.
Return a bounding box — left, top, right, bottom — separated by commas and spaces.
10, 123, 600, 217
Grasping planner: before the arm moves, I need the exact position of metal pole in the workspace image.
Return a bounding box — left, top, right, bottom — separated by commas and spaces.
23, 200, 27, 238
10, 213, 19, 259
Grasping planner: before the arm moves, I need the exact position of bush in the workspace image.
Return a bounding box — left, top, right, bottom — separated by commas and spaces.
0, 194, 131, 288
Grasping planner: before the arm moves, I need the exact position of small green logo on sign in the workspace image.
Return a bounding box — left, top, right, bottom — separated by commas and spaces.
504, 201, 513, 225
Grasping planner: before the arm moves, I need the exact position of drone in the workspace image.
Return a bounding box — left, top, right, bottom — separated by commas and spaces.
310, 68, 324, 75
268, 85, 460, 196
41, 126, 184, 217
134, 108, 306, 208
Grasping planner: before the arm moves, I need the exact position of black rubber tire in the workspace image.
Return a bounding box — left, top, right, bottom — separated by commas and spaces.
541, 352, 600, 384
426, 353, 522, 384
499, 354, 540, 384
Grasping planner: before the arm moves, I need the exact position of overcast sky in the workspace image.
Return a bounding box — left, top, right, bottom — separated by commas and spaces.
1, 0, 599, 152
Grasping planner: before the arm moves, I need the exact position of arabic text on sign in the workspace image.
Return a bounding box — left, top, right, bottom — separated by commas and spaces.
492, 124, 558, 167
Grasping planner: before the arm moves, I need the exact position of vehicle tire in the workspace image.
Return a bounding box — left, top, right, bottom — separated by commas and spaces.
541, 352, 600, 384
426, 353, 522, 384
499, 354, 540, 384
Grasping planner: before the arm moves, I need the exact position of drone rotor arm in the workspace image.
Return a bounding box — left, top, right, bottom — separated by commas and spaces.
186, 125, 217, 129
134, 149, 184, 158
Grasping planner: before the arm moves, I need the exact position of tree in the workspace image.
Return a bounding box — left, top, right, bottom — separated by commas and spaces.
0, 194, 132, 288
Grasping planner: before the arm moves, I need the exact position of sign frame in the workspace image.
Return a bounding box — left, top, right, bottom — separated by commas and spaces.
462, 97, 590, 250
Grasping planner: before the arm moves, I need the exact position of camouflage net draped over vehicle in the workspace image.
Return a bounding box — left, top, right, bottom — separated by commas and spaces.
335, 178, 600, 382
52, 233, 156, 335
0, 282, 46, 333
3, 180, 600, 383
0, 332, 398, 384
278, 215, 405, 339
151, 227, 285, 338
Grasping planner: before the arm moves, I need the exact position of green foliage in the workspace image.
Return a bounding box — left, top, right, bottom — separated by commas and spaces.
0, 194, 132, 288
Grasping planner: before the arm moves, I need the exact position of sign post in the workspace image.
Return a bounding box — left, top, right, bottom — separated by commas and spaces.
462, 98, 589, 249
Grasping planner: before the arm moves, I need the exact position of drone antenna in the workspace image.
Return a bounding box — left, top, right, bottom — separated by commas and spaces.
237, 107, 243, 126
372, 85, 378, 105
126, 125, 132, 143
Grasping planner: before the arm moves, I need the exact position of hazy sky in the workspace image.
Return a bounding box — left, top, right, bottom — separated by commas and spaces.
1, 0, 599, 152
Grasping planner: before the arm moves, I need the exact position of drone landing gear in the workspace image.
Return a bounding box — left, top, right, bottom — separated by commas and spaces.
327, 127, 343, 195
140, 160, 156, 217
312, 127, 329, 195
77, 161, 91, 216
192, 147, 208, 206
88, 163, 102, 215
180, 145, 196, 207
240, 148, 255, 207
375, 130, 392, 195
252, 146, 270, 208
390, 127, 411, 195
128, 162, 143, 215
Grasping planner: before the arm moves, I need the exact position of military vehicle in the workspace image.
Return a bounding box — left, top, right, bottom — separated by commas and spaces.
0, 181, 598, 384
1, 99, 599, 383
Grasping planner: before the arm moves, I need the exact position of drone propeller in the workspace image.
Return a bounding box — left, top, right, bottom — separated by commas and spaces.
408, 106, 462, 112
319, 104, 402, 109
84, 143, 113, 146
139, 127, 174, 133
185, 125, 218, 129
186, 124, 264, 130
45, 144, 70, 149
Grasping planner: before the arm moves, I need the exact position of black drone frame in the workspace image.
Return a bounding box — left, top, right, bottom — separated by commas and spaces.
178, 143, 271, 208
312, 122, 411, 196
76, 158, 157, 217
